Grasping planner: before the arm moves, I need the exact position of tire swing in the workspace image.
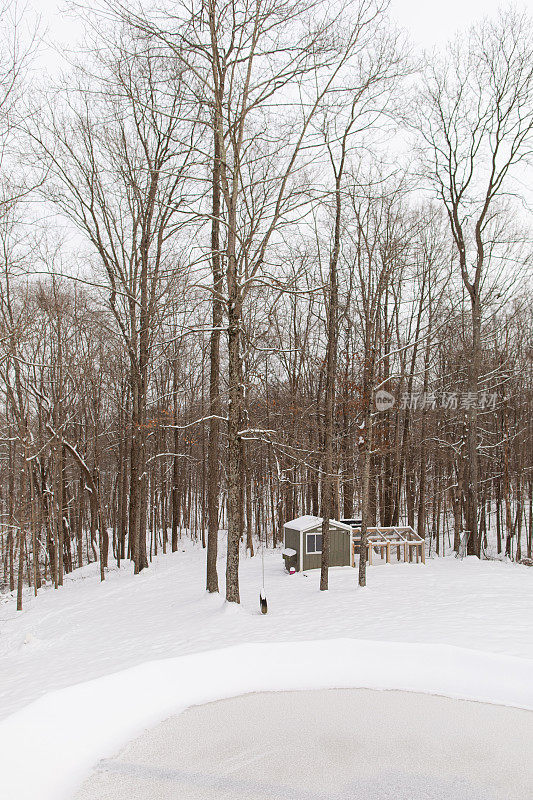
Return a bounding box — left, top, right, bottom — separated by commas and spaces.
259, 528, 268, 614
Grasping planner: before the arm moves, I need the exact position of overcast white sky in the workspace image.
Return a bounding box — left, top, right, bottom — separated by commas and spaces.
19, 0, 532, 258
28, 0, 523, 57
389, 0, 518, 46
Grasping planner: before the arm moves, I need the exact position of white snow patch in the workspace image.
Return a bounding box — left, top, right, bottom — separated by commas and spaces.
1, 542, 533, 800
1, 639, 532, 800
284, 515, 352, 532
2, 544, 533, 723
284, 514, 322, 531
282, 547, 297, 556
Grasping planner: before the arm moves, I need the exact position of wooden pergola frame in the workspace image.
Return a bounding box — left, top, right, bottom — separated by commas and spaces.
350, 526, 425, 566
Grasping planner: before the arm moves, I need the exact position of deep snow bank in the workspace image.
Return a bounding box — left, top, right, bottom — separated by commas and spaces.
3, 547, 533, 722
1, 639, 532, 800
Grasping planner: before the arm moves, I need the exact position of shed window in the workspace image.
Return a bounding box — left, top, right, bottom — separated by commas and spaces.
306, 533, 322, 553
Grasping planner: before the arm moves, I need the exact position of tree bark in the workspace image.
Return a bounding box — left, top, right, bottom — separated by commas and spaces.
206, 120, 223, 592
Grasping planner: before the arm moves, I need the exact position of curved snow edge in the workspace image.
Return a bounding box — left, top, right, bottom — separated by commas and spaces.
1, 638, 532, 800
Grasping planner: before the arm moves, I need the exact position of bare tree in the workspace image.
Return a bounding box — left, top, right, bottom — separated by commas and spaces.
28, 30, 197, 573
113, 0, 405, 601
316, 17, 405, 590
415, 7, 533, 555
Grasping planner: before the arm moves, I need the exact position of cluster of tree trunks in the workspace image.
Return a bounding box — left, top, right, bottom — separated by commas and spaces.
0, 3, 532, 606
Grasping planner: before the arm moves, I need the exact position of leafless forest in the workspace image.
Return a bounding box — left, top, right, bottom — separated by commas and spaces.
0, 0, 531, 607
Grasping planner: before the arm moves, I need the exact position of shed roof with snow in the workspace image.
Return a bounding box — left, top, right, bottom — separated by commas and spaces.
284, 515, 352, 533
283, 516, 352, 572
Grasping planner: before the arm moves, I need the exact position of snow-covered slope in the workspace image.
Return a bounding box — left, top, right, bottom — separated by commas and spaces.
1, 539, 532, 720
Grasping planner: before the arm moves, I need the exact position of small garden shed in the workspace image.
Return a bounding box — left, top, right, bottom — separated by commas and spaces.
283, 515, 352, 572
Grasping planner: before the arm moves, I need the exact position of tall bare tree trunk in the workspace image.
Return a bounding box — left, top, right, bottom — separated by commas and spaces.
225, 296, 244, 603
465, 294, 481, 555
358, 404, 374, 588
206, 122, 223, 593
320, 172, 341, 592
16, 528, 24, 611
358, 333, 376, 587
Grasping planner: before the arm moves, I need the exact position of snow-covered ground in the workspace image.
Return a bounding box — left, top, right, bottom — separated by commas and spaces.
1, 539, 533, 720
1, 540, 532, 800
73, 689, 533, 800
2, 638, 532, 800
